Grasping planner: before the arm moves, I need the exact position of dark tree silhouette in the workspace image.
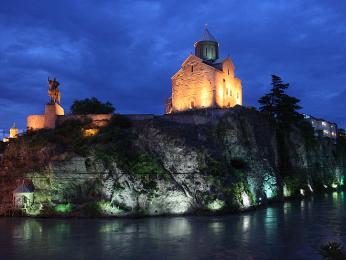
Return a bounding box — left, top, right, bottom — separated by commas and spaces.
70, 97, 115, 115
258, 75, 302, 126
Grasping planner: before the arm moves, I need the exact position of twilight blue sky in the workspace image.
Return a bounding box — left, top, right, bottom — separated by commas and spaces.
0, 0, 346, 129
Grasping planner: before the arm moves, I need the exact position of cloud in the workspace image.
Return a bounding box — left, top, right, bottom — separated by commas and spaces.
0, 0, 346, 129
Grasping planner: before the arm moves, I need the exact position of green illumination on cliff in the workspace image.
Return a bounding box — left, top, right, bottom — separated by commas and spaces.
331, 183, 338, 189
54, 203, 72, 214
263, 175, 276, 199
207, 199, 225, 211
340, 176, 344, 186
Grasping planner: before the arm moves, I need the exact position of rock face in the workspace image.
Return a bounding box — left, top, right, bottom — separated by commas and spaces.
0, 107, 345, 217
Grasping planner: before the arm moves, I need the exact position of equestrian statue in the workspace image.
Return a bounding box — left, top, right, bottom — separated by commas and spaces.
48, 77, 61, 104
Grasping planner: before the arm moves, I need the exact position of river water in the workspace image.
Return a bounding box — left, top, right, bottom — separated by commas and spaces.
0, 192, 345, 259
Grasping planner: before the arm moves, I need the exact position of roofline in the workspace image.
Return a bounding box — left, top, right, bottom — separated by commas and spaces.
194, 41, 219, 47
303, 113, 337, 126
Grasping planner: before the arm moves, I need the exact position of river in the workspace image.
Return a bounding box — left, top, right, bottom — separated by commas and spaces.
0, 192, 345, 259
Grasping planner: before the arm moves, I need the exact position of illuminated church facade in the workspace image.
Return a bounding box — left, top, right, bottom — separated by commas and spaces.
165, 26, 242, 114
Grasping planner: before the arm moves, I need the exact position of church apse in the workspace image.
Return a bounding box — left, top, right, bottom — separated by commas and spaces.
167, 26, 243, 114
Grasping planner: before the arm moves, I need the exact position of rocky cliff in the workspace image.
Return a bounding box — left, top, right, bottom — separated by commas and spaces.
1, 107, 345, 217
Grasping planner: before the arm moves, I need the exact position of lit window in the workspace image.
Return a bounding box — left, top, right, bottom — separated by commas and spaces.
322, 121, 327, 126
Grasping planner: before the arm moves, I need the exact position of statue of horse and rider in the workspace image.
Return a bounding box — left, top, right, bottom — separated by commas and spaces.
48, 77, 61, 104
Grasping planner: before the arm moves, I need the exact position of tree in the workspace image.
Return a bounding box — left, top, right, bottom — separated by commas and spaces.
258, 75, 302, 126
70, 97, 115, 115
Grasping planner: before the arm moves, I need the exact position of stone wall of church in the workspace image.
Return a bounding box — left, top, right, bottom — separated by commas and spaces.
171, 56, 243, 113
214, 60, 242, 108
172, 56, 215, 112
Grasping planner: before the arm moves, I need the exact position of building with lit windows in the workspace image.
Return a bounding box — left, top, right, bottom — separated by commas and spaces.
303, 114, 337, 140
165, 26, 242, 114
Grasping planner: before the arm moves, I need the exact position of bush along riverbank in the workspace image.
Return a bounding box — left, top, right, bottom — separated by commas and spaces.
0, 107, 345, 217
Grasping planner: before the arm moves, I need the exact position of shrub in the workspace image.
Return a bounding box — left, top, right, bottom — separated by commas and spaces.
26, 203, 43, 216
319, 241, 346, 259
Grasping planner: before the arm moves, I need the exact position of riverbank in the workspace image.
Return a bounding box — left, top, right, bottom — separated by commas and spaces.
1, 192, 345, 259
1, 187, 344, 218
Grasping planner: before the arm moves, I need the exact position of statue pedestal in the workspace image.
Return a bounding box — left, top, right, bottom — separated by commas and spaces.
44, 103, 65, 129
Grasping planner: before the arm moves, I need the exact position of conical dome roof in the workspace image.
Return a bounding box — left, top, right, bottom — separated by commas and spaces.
197, 25, 218, 43
194, 25, 219, 61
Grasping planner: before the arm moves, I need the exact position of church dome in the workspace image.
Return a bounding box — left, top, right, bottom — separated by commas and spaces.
194, 25, 219, 62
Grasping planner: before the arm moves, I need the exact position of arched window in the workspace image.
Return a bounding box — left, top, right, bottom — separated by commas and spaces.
190, 101, 195, 109
191, 65, 194, 72
228, 69, 230, 75
223, 79, 226, 89
205, 48, 208, 56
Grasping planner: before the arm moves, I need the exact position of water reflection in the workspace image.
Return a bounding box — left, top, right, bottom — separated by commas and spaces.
0, 193, 345, 259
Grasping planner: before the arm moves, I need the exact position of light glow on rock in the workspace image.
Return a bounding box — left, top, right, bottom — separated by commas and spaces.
241, 192, 251, 208
300, 189, 305, 196
263, 174, 277, 199
207, 199, 225, 211
283, 184, 291, 197
308, 184, 313, 192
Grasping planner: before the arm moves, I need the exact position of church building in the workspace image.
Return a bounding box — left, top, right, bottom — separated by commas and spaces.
165, 26, 243, 114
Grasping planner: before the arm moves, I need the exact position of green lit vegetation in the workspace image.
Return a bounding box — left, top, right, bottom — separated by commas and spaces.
26, 203, 43, 216
54, 203, 73, 214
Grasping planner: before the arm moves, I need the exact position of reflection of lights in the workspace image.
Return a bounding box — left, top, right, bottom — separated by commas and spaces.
300, 189, 305, 196
333, 192, 338, 201
208, 221, 225, 235
300, 200, 305, 208
242, 215, 250, 231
